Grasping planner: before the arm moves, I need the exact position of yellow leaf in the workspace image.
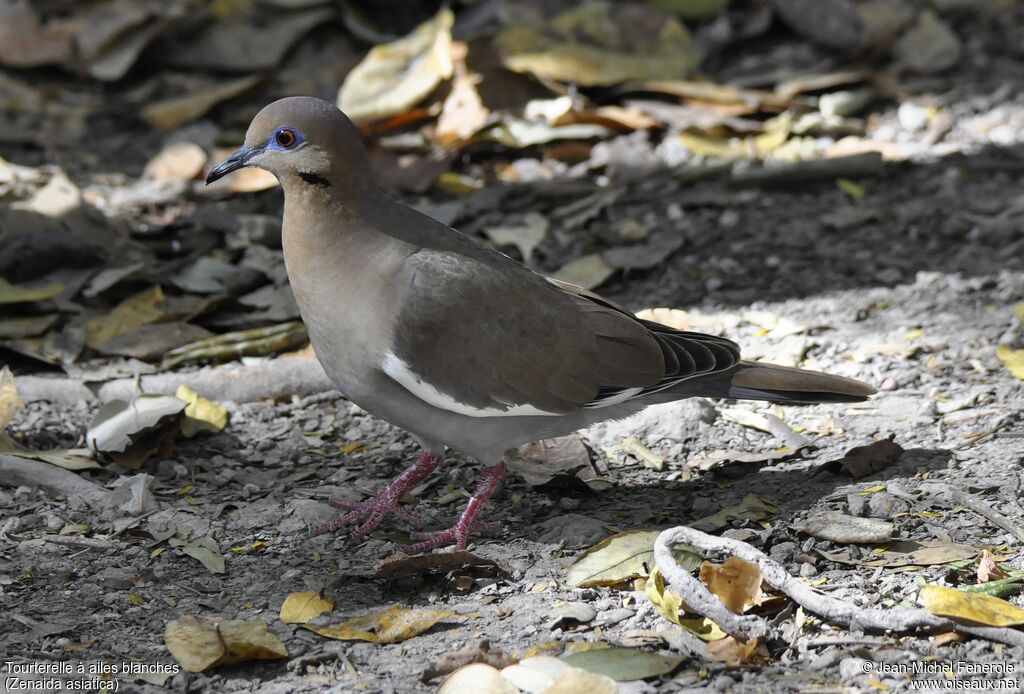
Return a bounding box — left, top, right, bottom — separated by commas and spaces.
165, 616, 287, 673
567, 529, 700, 588
304, 604, 460, 644
176, 385, 229, 437
645, 566, 683, 625
699, 556, 763, 614
919, 584, 1024, 627
280, 592, 334, 624
678, 617, 727, 641
85, 285, 166, 348
1013, 303, 1024, 324
996, 345, 1024, 380
836, 177, 865, 200
128, 592, 144, 605
858, 484, 887, 496
339, 441, 364, 454
0, 276, 64, 304
338, 8, 453, 122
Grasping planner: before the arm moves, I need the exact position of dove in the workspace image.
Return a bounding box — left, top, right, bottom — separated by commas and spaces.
207, 97, 875, 553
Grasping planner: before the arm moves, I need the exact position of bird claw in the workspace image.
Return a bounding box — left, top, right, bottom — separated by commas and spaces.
308, 451, 439, 540
402, 463, 506, 554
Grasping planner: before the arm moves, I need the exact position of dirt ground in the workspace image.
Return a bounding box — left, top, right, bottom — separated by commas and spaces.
3, 5, 1024, 694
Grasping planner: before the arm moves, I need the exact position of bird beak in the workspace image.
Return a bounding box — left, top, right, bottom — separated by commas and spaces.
206, 146, 257, 184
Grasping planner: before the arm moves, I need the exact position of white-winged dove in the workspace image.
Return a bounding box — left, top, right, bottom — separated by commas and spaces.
208, 97, 875, 554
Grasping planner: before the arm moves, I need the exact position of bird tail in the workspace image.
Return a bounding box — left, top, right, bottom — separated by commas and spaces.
680, 360, 876, 404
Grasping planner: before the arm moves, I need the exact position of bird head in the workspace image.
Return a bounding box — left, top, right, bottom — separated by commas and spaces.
206, 96, 370, 191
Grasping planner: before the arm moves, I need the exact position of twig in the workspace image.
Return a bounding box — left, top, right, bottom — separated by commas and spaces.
654, 527, 1024, 647
0, 454, 110, 509
897, 482, 1024, 545
40, 534, 127, 550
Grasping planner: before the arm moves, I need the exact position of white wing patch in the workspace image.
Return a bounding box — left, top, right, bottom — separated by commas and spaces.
383, 353, 562, 418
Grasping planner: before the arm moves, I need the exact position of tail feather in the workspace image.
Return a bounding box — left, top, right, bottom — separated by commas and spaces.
678, 360, 875, 404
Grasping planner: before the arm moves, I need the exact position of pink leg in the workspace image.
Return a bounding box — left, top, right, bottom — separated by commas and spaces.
309, 451, 439, 539
403, 462, 506, 555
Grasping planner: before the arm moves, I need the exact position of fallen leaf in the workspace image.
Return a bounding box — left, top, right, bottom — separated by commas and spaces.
0, 0, 74, 68
0, 314, 59, 339
707, 635, 758, 665
482, 119, 610, 149
692, 494, 778, 532
142, 75, 262, 131
164, 615, 287, 673
791, 512, 893, 544
919, 584, 1024, 627
678, 616, 728, 641
175, 385, 229, 438
305, 604, 460, 644
0, 276, 64, 304
85, 285, 168, 349
618, 435, 664, 471
645, 565, 685, 625
86, 395, 186, 454
567, 529, 700, 588
421, 640, 513, 683
481, 213, 548, 265
169, 536, 226, 574
161, 321, 308, 369
894, 10, 962, 74
506, 434, 608, 491
436, 49, 489, 146
603, 233, 684, 271
0, 366, 22, 430
551, 254, 615, 291
438, 663, 518, 694
700, 556, 763, 614
279, 592, 334, 624
562, 647, 682, 681
143, 142, 207, 183
0, 433, 101, 471
996, 345, 1024, 381
822, 437, 904, 478
497, 1, 699, 86
977, 550, 1010, 584
338, 8, 453, 123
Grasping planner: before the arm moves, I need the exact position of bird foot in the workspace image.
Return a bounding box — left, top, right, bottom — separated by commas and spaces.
309, 451, 439, 539
403, 463, 506, 554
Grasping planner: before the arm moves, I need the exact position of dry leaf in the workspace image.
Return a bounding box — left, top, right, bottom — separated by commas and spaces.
86, 395, 185, 454
996, 345, 1024, 381
164, 615, 287, 673
438, 663, 518, 694
304, 604, 460, 644
977, 550, 1010, 584
699, 556, 763, 615
85, 285, 167, 349
279, 592, 334, 624
142, 75, 262, 131
823, 437, 904, 478
791, 511, 893, 544
0, 276, 64, 304
567, 530, 700, 588
678, 616, 727, 641
436, 55, 489, 146
168, 536, 226, 574
562, 647, 683, 681
551, 254, 615, 291
707, 635, 758, 665
143, 142, 207, 183
0, 0, 74, 68
645, 566, 684, 625
919, 584, 1024, 627
176, 385, 229, 438
0, 433, 101, 471
481, 213, 548, 265
338, 8, 453, 122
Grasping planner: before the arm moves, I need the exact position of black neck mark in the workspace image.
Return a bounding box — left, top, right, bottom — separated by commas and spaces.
298, 172, 331, 188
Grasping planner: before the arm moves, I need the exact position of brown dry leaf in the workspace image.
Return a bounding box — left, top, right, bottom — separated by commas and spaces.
699, 556, 763, 614
919, 584, 1024, 627
707, 635, 757, 665
823, 437, 904, 478
175, 385, 229, 438
304, 604, 460, 644
164, 615, 287, 673
0, 314, 59, 339
977, 550, 1010, 583
496, 1, 699, 86
143, 142, 207, 183
567, 530, 701, 588
506, 434, 608, 491
142, 75, 262, 131
279, 592, 334, 624
0, 366, 22, 430
338, 8, 453, 123
85, 285, 167, 349
0, 0, 74, 68
0, 433, 101, 471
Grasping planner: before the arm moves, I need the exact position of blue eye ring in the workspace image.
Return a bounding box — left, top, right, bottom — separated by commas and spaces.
270, 127, 302, 150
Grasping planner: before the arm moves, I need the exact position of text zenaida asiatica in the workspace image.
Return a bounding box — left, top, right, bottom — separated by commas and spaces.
208, 97, 875, 553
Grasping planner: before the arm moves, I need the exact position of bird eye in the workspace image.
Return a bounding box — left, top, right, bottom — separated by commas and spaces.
275, 128, 297, 148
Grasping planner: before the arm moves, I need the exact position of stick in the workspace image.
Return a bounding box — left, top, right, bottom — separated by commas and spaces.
654, 526, 1024, 647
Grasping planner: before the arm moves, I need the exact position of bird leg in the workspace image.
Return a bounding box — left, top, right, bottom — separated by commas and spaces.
309, 451, 439, 538
403, 462, 506, 554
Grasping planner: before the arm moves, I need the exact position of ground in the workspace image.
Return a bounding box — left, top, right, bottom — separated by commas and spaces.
3, 3, 1024, 693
